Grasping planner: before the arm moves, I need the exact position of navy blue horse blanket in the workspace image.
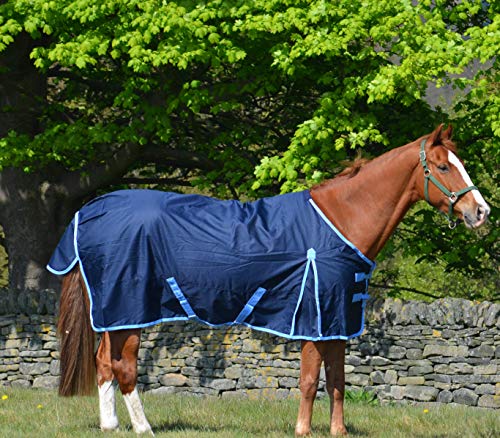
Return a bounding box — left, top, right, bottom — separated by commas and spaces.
47, 189, 375, 341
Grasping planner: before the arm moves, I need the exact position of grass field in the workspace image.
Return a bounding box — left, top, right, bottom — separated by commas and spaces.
0, 387, 498, 437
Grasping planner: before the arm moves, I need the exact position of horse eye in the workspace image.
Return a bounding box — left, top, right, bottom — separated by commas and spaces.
437, 164, 449, 173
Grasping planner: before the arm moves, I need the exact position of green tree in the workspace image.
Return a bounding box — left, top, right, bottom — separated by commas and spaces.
0, 1, 497, 292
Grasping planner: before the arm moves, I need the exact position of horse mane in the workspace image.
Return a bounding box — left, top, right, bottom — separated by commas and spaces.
337, 156, 371, 178
314, 134, 457, 190
311, 152, 371, 190
331, 134, 458, 178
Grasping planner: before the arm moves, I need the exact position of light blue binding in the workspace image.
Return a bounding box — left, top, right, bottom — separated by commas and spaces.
46, 257, 78, 276
69, 212, 101, 332
310, 249, 322, 338
46, 213, 79, 275
290, 248, 322, 337
308, 198, 376, 270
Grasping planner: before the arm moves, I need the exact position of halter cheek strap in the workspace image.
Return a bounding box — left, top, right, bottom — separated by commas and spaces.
419, 139, 478, 229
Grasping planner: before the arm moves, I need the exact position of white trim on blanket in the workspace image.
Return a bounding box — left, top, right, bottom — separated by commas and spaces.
308, 198, 376, 270
46, 257, 78, 276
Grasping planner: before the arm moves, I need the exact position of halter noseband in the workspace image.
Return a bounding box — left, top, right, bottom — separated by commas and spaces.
419, 139, 477, 229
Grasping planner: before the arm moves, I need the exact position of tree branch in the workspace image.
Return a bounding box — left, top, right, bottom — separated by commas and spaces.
48, 67, 121, 93
120, 177, 193, 187
58, 142, 144, 198
55, 143, 219, 200
370, 283, 440, 300
140, 146, 219, 171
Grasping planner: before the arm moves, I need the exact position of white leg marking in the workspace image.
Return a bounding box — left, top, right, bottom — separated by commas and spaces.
448, 151, 490, 210
123, 387, 154, 435
98, 380, 119, 431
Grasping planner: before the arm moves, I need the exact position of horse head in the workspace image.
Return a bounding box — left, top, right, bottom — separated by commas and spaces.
418, 124, 490, 229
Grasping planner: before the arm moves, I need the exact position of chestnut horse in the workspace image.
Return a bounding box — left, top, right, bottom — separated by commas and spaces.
52, 125, 489, 435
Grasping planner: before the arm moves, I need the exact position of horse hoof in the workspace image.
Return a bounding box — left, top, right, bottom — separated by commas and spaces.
133, 425, 154, 436
295, 427, 311, 436
101, 418, 119, 432
331, 425, 348, 436
101, 425, 119, 432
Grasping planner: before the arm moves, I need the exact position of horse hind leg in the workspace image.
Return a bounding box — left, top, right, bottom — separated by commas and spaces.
110, 329, 153, 435
96, 332, 119, 431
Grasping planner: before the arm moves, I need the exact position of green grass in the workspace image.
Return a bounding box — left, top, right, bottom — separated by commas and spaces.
0, 387, 498, 437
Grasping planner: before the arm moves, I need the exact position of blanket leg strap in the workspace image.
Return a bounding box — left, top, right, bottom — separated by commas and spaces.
166, 277, 196, 319
234, 287, 267, 324
353, 271, 373, 303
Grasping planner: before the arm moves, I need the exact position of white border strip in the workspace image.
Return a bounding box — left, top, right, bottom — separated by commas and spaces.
308, 199, 376, 269
46, 257, 78, 275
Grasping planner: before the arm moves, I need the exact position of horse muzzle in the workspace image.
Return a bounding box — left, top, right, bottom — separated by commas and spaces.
462, 203, 490, 229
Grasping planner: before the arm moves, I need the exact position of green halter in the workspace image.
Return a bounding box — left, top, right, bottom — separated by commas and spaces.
419, 139, 477, 229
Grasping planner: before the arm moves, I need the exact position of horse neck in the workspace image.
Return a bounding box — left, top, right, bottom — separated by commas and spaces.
310, 142, 422, 261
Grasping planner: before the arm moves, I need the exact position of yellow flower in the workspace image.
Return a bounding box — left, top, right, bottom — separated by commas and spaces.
423, 409, 429, 414
37, 404, 43, 409
1, 395, 8, 400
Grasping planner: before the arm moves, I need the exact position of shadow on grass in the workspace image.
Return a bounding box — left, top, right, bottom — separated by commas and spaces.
152, 421, 370, 437
153, 420, 299, 436
154, 420, 226, 434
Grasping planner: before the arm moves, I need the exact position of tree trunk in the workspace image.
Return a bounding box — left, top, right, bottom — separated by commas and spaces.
0, 169, 76, 290
0, 32, 46, 137
0, 32, 59, 290
0, 33, 218, 290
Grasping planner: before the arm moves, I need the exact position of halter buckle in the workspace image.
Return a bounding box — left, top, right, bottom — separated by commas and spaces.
419, 150, 426, 162
424, 168, 431, 177
448, 219, 457, 230
449, 192, 458, 203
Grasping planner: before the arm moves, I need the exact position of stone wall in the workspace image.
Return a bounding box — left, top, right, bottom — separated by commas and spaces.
0, 289, 498, 408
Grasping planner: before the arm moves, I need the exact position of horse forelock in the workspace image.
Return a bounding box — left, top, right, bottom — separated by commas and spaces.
432, 137, 458, 155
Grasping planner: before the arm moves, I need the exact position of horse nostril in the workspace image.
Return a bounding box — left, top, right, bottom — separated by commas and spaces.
477, 206, 484, 221
476, 205, 489, 221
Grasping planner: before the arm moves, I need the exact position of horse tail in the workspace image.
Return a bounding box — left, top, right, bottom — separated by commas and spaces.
57, 266, 96, 396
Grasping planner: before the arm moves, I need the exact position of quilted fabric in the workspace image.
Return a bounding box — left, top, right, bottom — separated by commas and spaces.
47, 189, 375, 340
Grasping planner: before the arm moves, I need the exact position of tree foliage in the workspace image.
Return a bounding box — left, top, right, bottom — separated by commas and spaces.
0, 0, 497, 295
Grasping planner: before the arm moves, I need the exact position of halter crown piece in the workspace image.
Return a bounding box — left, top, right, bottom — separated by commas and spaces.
419, 139, 477, 229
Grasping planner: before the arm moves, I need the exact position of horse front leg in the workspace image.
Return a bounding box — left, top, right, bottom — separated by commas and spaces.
110, 329, 153, 435
96, 332, 119, 431
324, 340, 347, 436
295, 341, 323, 436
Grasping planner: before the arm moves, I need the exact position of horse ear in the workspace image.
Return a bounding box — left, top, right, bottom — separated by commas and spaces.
428, 124, 444, 146
442, 124, 453, 140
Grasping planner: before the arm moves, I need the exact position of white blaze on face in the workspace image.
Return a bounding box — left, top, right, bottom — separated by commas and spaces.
98, 380, 119, 431
447, 151, 489, 211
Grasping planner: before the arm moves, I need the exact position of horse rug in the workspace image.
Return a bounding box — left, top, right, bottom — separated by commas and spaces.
47, 189, 376, 341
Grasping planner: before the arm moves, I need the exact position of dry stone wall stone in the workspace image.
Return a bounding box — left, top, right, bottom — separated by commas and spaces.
0, 290, 498, 409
